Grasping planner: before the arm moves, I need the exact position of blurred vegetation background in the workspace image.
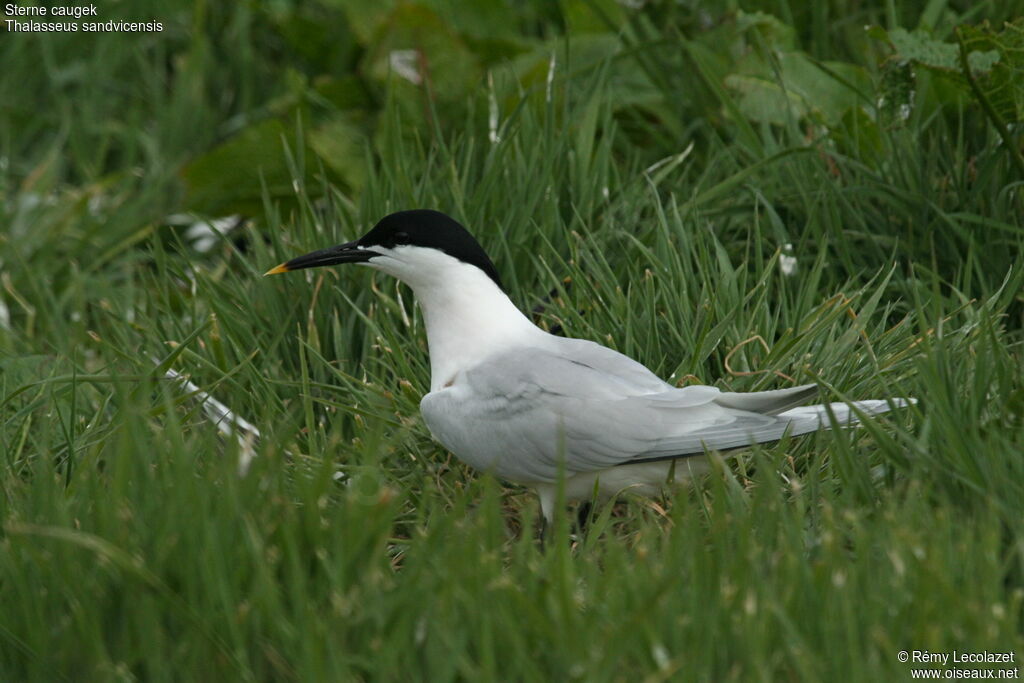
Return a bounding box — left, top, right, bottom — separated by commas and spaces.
2, 1, 1023, 680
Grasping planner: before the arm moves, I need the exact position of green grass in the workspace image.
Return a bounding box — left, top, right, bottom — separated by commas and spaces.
2, 1, 1023, 680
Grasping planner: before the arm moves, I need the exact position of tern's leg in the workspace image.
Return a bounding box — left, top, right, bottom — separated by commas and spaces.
574, 501, 593, 536
534, 484, 556, 548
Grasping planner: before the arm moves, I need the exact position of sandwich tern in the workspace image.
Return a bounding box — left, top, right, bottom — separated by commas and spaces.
267, 210, 912, 523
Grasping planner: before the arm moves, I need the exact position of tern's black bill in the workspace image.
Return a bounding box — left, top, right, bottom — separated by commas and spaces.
265, 240, 378, 275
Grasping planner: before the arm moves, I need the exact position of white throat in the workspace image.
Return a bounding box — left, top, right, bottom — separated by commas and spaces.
368, 247, 541, 391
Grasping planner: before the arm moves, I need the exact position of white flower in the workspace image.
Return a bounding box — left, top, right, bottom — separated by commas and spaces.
779, 242, 797, 276
389, 49, 422, 85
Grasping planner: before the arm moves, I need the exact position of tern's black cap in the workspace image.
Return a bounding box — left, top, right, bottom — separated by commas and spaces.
359, 210, 503, 289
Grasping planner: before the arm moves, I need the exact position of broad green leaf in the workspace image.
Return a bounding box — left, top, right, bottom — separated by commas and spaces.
181, 119, 315, 215
504, 34, 661, 109
888, 27, 999, 74
735, 10, 798, 50
726, 51, 869, 126
329, 0, 398, 44
361, 4, 482, 102
313, 75, 374, 112
958, 20, 1024, 124
725, 73, 810, 124
309, 117, 368, 192
874, 22, 1022, 127
888, 28, 961, 72
561, 0, 627, 34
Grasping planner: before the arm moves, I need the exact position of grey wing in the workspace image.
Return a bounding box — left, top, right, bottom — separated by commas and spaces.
424, 343, 826, 483
532, 336, 674, 396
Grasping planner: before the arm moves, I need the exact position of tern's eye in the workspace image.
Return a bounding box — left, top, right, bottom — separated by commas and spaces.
393, 231, 410, 245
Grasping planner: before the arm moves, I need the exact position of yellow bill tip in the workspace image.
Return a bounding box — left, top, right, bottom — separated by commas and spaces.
264, 263, 290, 276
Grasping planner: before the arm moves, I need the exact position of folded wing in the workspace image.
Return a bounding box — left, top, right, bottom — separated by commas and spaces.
421, 344, 907, 484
